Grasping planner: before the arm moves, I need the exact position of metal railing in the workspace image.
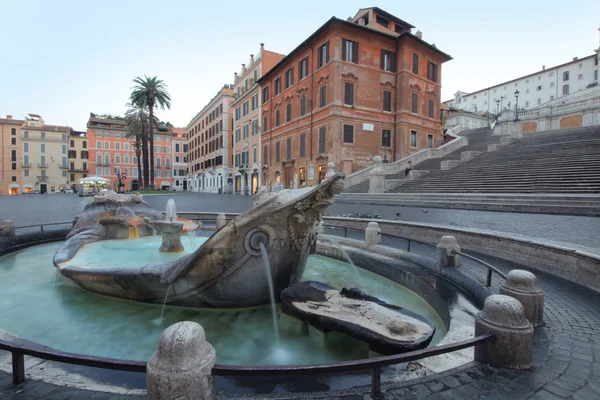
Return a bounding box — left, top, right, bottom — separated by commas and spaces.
454, 250, 507, 287
0, 334, 495, 399
14, 221, 74, 232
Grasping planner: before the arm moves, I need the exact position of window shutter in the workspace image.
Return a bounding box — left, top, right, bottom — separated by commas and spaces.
325, 42, 330, 63
353, 42, 359, 63
380, 49, 385, 70
298, 61, 302, 80
391, 52, 397, 72
342, 39, 347, 61
317, 48, 322, 67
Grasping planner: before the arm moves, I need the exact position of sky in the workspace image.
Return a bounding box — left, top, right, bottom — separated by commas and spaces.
1, 0, 598, 131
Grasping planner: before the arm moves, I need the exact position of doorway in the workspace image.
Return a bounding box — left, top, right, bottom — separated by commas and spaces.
131, 180, 139, 191
183, 180, 187, 190
318, 165, 326, 184
40, 184, 47, 194
251, 174, 258, 194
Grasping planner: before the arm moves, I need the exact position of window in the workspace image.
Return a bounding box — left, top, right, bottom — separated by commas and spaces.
275, 110, 281, 127
344, 82, 355, 106
300, 133, 306, 158
40, 155, 46, 166
410, 130, 417, 147
412, 53, 419, 74
285, 68, 294, 88
318, 127, 326, 154
286, 138, 292, 160
104, 141, 109, 149
563, 85, 569, 95
550, 81, 555, 87
428, 99, 434, 118
12, 175, 16, 181
96, 140, 101, 148
235, 107, 240, 121
243, 101, 249, 116
286, 103, 292, 122
411, 93, 419, 113
317, 42, 329, 68
343, 125, 354, 143
376, 15, 389, 28
262, 86, 269, 104
123, 143, 129, 151
124, 155, 130, 164
550, 95, 555, 101
342, 39, 359, 63
274, 78, 281, 96
252, 119, 259, 135
595, 70, 599, 81
381, 50, 396, 72
578, 74, 583, 81
427, 62, 438, 82
175, 143, 180, 152
427, 134, 433, 148
252, 94, 258, 110
263, 145, 268, 165
563, 71, 569, 81
24, 170, 29, 177
24, 131, 28, 139
23, 143, 28, 152
275, 142, 281, 162
96, 167, 102, 176
383, 90, 392, 112
40, 143, 45, 153
243, 125, 249, 139
299, 167, 306, 186
300, 95, 307, 116
382, 130, 391, 147
41, 132, 46, 139
11, 137, 16, 145
235, 128, 240, 142
319, 85, 327, 107
537, 98, 542, 105
298, 57, 308, 80
525, 101, 530, 108
263, 116, 268, 131
104, 154, 110, 165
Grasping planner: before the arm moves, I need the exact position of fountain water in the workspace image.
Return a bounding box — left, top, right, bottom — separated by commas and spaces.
259, 242, 280, 346
159, 285, 172, 320
165, 199, 177, 222
319, 235, 365, 289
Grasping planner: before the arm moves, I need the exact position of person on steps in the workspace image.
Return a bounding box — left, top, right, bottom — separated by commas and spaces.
404, 161, 413, 177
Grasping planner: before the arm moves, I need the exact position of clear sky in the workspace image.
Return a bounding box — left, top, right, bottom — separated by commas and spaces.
1, 0, 598, 131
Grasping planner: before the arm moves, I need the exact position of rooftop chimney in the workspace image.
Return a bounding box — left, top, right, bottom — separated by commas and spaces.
6, 115, 12, 120
573, 56, 578, 61
542, 65, 545, 71
415, 30, 423, 39
250, 54, 254, 63
260, 43, 264, 49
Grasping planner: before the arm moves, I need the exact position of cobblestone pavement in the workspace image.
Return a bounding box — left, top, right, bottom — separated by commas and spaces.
1, 192, 599, 250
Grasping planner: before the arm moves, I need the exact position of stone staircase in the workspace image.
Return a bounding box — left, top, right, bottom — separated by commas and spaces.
343, 127, 499, 193
389, 126, 600, 194
336, 125, 600, 215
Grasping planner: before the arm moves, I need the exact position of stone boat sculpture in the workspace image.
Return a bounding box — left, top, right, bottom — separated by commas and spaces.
53, 174, 345, 308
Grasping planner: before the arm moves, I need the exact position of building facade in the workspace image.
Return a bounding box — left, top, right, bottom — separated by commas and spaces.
258, 7, 451, 189
20, 114, 71, 194
231, 45, 286, 195
68, 130, 89, 189
445, 109, 490, 131
87, 115, 174, 191
171, 127, 188, 191
186, 85, 234, 193
445, 52, 600, 115
0, 115, 24, 195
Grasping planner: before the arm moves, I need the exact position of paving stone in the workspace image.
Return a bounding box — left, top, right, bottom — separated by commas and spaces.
543, 382, 576, 397
529, 390, 567, 400
408, 384, 431, 397
424, 382, 445, 393
438, 376, 460, 389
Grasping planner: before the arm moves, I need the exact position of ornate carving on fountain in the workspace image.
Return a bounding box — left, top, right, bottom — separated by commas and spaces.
93, 190, 144, 211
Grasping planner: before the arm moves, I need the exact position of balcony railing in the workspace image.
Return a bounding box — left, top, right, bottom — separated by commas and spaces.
68, 168, 89, 173
59, 164, 68, 169
22, 162, 31, 168
38, 163, 48, 168
37, 176, 48, 181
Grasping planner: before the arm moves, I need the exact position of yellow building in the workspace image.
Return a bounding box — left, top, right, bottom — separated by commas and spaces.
0, 115, 24, 195
21, 114, 71, 193
68, 130, 89, 190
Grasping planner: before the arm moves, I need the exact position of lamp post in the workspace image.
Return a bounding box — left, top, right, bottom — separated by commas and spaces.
514, 90, 520, 122
495, 99, 500, 122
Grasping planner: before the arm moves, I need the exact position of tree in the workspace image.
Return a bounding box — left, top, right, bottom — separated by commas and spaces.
130, 76, 171, 189
125, 103, 150, 189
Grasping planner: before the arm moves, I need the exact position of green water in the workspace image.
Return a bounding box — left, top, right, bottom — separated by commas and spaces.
61, 236, 208, 269
0, 243, 446, 365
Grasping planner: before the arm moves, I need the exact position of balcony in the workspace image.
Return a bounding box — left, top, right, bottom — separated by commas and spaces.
22, 162, 31, 168
69, 168, 89, 173
59, 164, 68, 169
37, 176, 49, 181
38, 162, 48, 168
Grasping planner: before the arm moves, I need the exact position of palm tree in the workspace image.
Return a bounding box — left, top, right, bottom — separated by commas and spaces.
125, 103, 150, 189
130, 76, 171, 189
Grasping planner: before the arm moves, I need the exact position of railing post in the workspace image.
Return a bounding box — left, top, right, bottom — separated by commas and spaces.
436, 236, 460, 271
344, 227, 347, 238
499, 270, 544, 328
407, 239, 411, 252
12, 351, 25, 384
40, 224, 44, 232
486, 268, 493, 287
371, 367, 381, 400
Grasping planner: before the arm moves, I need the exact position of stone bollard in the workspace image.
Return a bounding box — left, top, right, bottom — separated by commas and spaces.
216, 213, 227, 230
0, 220, 16, 238
325, 161, 336, 178
147, 321, 216, 400
364, 222, 381, 245
437, 235, 461, 270
368, 156, 386, 194
500, 270, 544, 328
475, 295, 533, 369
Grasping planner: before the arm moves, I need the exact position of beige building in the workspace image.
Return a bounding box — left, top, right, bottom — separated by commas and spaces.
21, 114, 71, 193
68, 130, 89, 189
0, 115, 24, 195
231, 44, 285, 194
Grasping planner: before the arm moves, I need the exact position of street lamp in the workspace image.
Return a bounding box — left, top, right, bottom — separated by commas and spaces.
495, 99, 500, 122
514, 90, 520, 122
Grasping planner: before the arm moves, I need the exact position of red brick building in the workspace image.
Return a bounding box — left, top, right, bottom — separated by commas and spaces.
258, 7, 451, 188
